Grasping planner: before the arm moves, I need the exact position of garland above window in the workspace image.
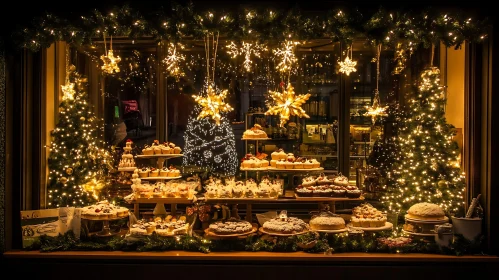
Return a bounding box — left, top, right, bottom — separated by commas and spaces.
15, 3, 488, 52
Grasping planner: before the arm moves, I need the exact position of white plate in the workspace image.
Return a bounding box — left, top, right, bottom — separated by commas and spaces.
139, 176, 182, 180
118, 167, 137, 172
347, 222, 393, 232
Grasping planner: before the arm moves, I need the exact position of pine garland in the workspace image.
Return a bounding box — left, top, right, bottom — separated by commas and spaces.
23, 230, 485, 256
15, 3, 489, 52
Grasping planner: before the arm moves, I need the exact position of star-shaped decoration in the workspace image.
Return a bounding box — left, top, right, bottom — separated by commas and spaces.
61, 82, 75, 101
364, 90, 388, 125
338, 56, 357, 76
163, 43, 186, 80
192, 84, 233, 125
265, 83, 311, 127
100, 49, 121, 74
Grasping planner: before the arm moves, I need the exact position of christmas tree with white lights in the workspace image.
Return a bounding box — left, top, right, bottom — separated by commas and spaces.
183, 85, 238, 177
382, 67, 465, 214
47, 66, 113, 207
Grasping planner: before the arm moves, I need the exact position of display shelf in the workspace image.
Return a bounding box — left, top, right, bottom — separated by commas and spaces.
294, 194, 365, 202
312, 228, 349, 234
204, 197, 279, 203
267, 167, 324, 172
241, 138, 272, 141
298, 155, 337, 158
240, 167, 270, 171
118, 167, 137, 172
129, 197, 194, 204
136, 154, 183, 159
139, 176, 183, 180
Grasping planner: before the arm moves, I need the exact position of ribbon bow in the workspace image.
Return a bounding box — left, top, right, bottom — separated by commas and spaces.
187, 204, 212, 222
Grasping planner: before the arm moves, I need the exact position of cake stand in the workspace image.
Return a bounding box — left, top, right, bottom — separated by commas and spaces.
347, 222, 393, 232
204, 224, 259, 239
311, 228, 348, 234
258, 227, 309, 236
82, 215, 129, 237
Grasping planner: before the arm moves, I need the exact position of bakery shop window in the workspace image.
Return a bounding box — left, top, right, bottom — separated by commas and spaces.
6, 2, 491, 257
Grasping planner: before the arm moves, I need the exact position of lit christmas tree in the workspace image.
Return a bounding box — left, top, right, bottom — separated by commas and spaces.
47, 66, 113, 207
382, 67, 465, 214
183, 84, 238, 177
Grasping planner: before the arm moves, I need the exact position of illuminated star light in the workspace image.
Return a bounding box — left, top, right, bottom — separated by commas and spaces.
364, 89, 388, 125
193, 84, 233, 125
61, 82, 75, 101
100, 49, 121, 74
273, 40, 299, 73
227, 41, 267, 72
338, 56, 357, 76
265, 83, 311, 127
163, 43, 186, 80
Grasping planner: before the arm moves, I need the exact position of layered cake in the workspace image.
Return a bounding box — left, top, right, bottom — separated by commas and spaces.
208, 218, 253, 235
118, 139, 136, 168
242, 124, 268, 139
262, 212, 309, 234
405, 202, 446, 220
309, 213, 346, 231
350, 203, 387, 228
81, 200, 129, 220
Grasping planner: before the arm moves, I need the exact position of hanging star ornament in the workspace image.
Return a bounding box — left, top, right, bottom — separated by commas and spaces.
273, 40, 299, 73
61, 81, 75, 101
338, 56, 357, 76
163, 43, 186, 80
193, 84, 233, 125
227, 41, 267, 72
364, 89, 388, 125
100, 49, 121, 74
265, 83, 311, 127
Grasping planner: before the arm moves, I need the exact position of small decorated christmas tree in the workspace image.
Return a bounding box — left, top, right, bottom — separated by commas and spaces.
382, 67, 465, 214
47, 66, 113, 207
183, 85, 238, 177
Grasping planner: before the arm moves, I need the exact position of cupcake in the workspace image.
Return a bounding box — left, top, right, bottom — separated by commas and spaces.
304, 160, 315, 169
260, 159, 269, 167
287, 153, 296, 162
346, 189, 362, 198
173, 147, 182, 154
310, 159, 321, 168
284, 161, 294, 169
142, 145, 154, 155
360, 218, 370, 228
332, 189, 346, 197
302, 176, 317, 187
295, 186, 314, 197
277, 149, 287, 160
150, 168, 159, 177
145, 222, 157, 234
333, 174, 349, 186
153, 146, 162, 155
138, 167, 149, 178
294, 161, 304, 169
270, 160, 278, 168
351, 217, 361, 227
171, 168, 181, 178
162, 146, 171, 154
276, 160, 286, 169
271, 150, 281, 160
160, 167, 169, 177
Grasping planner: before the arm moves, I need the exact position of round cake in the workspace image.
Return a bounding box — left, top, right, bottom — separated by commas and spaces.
208, 218, 253, 235
406, 202, 446, 220
262, 217, 309, 234
309, 216, 345, 231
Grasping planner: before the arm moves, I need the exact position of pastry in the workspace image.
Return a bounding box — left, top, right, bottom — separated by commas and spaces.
138, 167, 149, 178
332, 189, 346, 197
304, 159, 315, 169
293, 161, 304, 169
81, 200, 129, 220
301, 176, 317, 187
159, 167, 169, 177
208, 218, 253, 235
262, 214, 308, 234
309, 214, 345, 230
284, 161, 294, 169
118, 140, 136, 168
346, 189, 362, 198
243, 124, 268, 139
333, 174, 349, 186
149, 168, 159, 177
287, 153, 296, 162
295, 186, 314, 197
270, 160, 278, 168
142, 145, 154, 155
351, 203, 387, 228
276, 159, 286, 169
162, 145, 171, 154
406, 202, 446, 220
174, 147, 182, 154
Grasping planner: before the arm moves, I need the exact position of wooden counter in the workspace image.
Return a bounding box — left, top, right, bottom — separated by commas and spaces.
2, 250, 497, 280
